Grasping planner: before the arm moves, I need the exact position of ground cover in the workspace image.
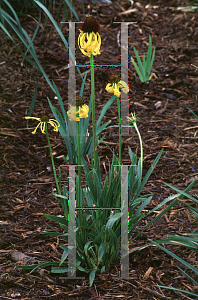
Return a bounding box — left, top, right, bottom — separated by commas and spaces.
0, 0, 198, 298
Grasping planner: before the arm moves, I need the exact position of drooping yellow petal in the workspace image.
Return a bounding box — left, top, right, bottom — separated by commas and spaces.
49, 119, 60, 131
79, 105, 89, 119
40, 122, 46, 134
78, 32, 101, 57
106, 83, 121, 97
32, 122, 41, 134
119, 80, 129, 94
67, 105, 80, 122
113, 83, 121, 97
105, 83, 114, 93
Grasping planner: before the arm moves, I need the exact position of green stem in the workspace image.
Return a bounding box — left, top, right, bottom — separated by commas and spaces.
134, 123, 143, 181
45, 124, 61, 195
77, 120, 81, 208
76, 120, 82, 227
116, 96, 122, 165
90, 54, 96, 169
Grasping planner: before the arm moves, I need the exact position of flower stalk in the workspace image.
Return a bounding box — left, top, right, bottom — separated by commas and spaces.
66, 96, 89, 221
25, 115, 61, 194
45, 124, 61, 195
106, 75, 128, 165
134, 122, 143, 180
116, 96, 122, 165
78, 15, 101, 169
90, 54, 97, 168
76, 119, 82, 226
127, 112, 142, 181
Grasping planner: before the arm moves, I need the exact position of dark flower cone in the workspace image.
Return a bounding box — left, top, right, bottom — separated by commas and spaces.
108, 74, 121, 84
81, 15, 100, 33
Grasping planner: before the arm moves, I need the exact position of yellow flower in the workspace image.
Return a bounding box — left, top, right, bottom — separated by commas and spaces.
78, 15, 101, 57
67, 105, 80, 122
25, 115, 60, 134
79, 104, 89, 119
105, 74, 128, 97
106, 82, 122, 97
78, 30, 101, 57
67, 104, 89, 122
120, 80, 129, 94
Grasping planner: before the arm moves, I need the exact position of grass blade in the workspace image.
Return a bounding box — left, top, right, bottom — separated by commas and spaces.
133, 47, 145, 78
131, 56, 144, 82
149, 239, 198, 275
145, 35, 152, 72
135, 148, 163, 198
157, 286, 198, 298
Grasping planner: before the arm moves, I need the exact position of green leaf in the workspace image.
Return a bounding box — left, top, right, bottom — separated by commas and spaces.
89, 270, 97, 287
135, 149, 163, 198
84, 241, 93, 256
133, 47, 145, 78
147, 36, 155, 75
154, 235, 198, 250
100, 266, 105, 273
26, 72, 39, 129
177, 266, 198, 285
62, 0, 80, 23
131, 36, 155, 82
42, 231, 67, 237
188, 107, 198, 120
131, 56, 144, 82
145, 35, 152, 71
43, 214, 68, 226
32, 0, 85, 92
98, 243, 106, 262
16, 261, 61, 273
52, 80, 67, 123
47, 97, 74, 163
106, 213, 122, 232
134, 195, 152, 218
149, 239, 198, 275
51, 267, 70, 273
163, 179, 197, 202
157, 286, 198, 298
0, 8, 56, 93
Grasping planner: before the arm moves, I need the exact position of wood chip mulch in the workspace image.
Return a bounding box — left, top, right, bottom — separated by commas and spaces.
0, 0, 198, 299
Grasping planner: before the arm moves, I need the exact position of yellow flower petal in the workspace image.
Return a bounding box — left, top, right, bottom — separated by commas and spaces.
25, 116, 60, 134
40, 122, 46, 134
32, 122, 41, 134
78, 32, 101, 57
105, 83, 114, 93
25, 116, 41, 121
79, 104, 89, 118
67, 105, 80, 122
106, 83, 121, 97
113, 85, 121, 97
119, 81, 129, 94
87, 32, 93, 44
67, 111, 76, 122
49, 119, 60, 131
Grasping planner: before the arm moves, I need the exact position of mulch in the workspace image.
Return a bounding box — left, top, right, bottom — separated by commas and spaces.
0, 0, 198, 298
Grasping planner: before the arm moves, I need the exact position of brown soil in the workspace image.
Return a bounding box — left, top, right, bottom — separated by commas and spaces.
0, 0, 198, 299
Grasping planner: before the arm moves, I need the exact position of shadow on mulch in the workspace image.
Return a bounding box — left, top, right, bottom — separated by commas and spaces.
0, 0, 198, 298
